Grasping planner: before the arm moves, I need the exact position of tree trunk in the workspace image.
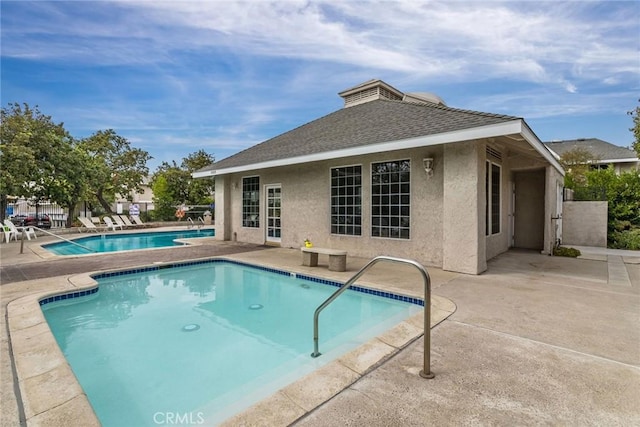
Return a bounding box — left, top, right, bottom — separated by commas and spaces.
66, 202, 77, 228
0, 194, 6, 222
96, 190, 112, 213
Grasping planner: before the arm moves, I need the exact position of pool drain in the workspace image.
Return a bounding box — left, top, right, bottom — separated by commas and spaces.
300, 283, 310, 289
249, 304, 263, 310
182, 324, 200, 332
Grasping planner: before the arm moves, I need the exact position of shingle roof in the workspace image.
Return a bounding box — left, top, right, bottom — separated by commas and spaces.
201, 99, 519, 173
544, 138, 637, 161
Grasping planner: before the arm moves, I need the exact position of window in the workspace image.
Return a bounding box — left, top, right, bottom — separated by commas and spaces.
371, 160, 410, 239
331, 166, 362, 235
242, 176, 260, 227
485, 161, 501, 235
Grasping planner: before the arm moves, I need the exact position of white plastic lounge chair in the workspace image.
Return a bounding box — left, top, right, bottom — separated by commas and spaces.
3, 219, 36, 241
119, 215, 138, 227
103, 216, 122, 231
130, 215, 146, 227
111, 215, 128, 229
2, 220, 18, 242
77, 216, 104, 232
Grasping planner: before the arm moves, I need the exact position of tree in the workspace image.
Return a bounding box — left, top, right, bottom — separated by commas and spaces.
559, 147, 599, 189
0, 103, 81, 223
78, 129, 152, 213
182, 150, 215, 204
150, 150, 215, 220
629, 102, 640, 158
150, 162, 190, 220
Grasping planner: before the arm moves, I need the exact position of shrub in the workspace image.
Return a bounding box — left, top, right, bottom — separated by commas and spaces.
609, 228, 640, 250
553, 246, 581, 257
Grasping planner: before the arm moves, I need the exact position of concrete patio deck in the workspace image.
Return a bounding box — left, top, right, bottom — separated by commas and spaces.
1, 231, 639, 426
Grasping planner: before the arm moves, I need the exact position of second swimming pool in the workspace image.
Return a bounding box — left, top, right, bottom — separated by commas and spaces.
42, 259, 422, 426
43, 228, 215, 255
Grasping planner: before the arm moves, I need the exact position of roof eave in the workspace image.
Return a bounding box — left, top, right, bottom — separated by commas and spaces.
520, 123, 565, 176
192, 170, 216, 179
596, 158, 640, 164
199, 120, 562, 177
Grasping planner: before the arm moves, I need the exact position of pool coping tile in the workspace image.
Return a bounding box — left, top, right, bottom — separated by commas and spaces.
20, 362, 85, 419
27, 393, 100, 427
8, 289, 101, 426
280, 362, 362, 412
219, 390, 307, 427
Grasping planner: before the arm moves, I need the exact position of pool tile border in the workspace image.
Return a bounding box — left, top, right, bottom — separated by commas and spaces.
38, 287, 99, 306
88, 258, 425, 307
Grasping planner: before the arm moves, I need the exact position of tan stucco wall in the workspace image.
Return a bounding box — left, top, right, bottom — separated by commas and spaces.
561, 201, 608, 247
615, 161, 640, 174
543, 166, 565, 254
442, 141, 486, 274
220, 147, 446, 269
214, 176, 232, 241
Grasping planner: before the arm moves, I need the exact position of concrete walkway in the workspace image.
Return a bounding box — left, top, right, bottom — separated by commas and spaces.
1, 234, 639, 426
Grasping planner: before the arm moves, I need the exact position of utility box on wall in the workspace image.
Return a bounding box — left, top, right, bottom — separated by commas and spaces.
562, 201, 608, 247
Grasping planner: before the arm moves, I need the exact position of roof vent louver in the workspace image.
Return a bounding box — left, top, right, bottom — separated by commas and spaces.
339, 79, 404, 108
486, 146, 502, 161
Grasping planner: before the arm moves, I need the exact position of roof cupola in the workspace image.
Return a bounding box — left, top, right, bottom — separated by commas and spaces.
338, 79, 404, 108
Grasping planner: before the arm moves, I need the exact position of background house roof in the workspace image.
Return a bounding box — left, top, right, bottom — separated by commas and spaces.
544, 138, 638, 162
199, 98, 519, 173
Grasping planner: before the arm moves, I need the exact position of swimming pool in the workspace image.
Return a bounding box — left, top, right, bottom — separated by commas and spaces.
43, 229, 215, 255
42, 259, 422, 426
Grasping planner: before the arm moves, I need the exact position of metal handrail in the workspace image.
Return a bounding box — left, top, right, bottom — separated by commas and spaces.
311, 255, 435, 379
19, 226, 98, 254
186, 217, 205, 230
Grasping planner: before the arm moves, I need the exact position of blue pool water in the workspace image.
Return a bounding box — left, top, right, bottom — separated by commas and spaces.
44, 229, 215, 255
42, 260, 421, 426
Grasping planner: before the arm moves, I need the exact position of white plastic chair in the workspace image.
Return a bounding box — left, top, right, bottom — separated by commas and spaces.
3, 219, 35, 241
21, 226, 37, 240
77, 216, 104, 232
103, 216, 122, 231
130, 215, 146, 227
2, 221, 17, 243
111, 215, 128, 229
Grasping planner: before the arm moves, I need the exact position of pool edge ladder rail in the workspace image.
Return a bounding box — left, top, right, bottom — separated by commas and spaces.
310, 255, 435, 379
19, 226, 98, 254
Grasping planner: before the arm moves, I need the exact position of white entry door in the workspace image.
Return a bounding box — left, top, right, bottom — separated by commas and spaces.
265, 185, 281, 243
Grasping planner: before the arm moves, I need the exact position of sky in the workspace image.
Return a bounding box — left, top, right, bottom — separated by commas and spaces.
1, 1, 639, 171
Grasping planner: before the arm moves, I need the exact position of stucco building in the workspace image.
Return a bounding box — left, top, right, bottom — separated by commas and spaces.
195, 80, 565, 274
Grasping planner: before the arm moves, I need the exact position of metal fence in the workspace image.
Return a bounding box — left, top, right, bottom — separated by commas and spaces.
6, 199, 68, 228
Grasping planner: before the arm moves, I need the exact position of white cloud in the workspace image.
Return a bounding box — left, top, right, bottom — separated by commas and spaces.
6, 1, 638, 86
564, 82, 578, 94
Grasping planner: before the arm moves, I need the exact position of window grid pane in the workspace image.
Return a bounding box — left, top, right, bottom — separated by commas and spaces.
371, 160, 410, 239
491, 164, 501, 234
330, 166, 362, 236
485, 161, 501, 235
242, 177, 260, 227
